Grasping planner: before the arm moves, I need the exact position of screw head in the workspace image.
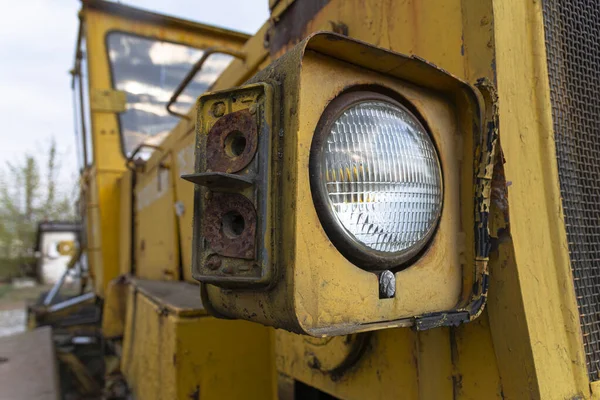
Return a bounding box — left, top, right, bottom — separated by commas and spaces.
221, 265, 234, 274
211, 102, 226, 117
206, 256, 222, 270
379, 270, 396, 298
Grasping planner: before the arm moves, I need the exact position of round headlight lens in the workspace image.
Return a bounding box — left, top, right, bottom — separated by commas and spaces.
311, 92, 443, 268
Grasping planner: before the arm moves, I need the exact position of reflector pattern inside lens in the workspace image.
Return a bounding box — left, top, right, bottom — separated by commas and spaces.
323, 101, 442, 253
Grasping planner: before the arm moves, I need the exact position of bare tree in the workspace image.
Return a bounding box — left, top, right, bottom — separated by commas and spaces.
0, 138, 76, 279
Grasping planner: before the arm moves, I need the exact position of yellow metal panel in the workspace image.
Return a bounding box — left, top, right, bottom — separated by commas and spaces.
118, 170, 132, 276
276, 315, 503, 400
89, 88, 126, 113
174, 316, 275, 399
276, 328, 419, 399
592, 381, 600, 400
272, 0, 465, 79
489, 0, 589, 397
451, 314, 502, 399
122, 290, 177, 400
292, 52, 467, 327
121, 280, 276, 400
93, 170, 123, 296
172, 134, 196, 282
417, 328, 454, 399
84, 169, 100, 285
102, 276, 129, 339
135, 153, 180, 281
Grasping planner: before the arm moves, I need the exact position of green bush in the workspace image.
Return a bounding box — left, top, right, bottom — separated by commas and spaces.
0, 257, 37, 282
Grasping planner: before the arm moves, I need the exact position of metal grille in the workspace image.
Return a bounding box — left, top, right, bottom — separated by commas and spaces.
542, 0, 600, 381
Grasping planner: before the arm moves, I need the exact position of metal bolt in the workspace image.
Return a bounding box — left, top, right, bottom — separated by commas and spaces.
222, 265, 234, 274
379, 270, 396, 298
206, 256, 222, 270
211, 102, 225, 117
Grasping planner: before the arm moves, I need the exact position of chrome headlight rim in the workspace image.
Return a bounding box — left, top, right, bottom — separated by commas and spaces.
309, 89, 444, 271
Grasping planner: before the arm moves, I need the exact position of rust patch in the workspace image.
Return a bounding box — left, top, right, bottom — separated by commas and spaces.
204, 192, 257, 259
491, 147, 509, 228
188, 385, 200, 400
206, 109, 257, 173
268, 0, 330, 55
329, 21, 349, 36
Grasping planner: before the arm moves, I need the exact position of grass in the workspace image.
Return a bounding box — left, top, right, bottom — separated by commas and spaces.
0, 284, 12, 299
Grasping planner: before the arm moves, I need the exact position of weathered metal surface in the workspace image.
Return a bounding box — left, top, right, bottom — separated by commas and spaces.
305, 333, 373, 381
485, 0, 590, 397
267, 0, 330, 55
204, 192, 257, 259
89, 88, 126, 113
81, 0, 250, 296
206, 109, 258, 173
121, 280, 275, 399
134, 153, 180, 281
192, 83, 275, 287
203, 32, 486, 338
182, 171, 254, 190
129, 278, 206, 317
70, 0, 597, 399
0, 326, 60, 400
102, 275, 129, 338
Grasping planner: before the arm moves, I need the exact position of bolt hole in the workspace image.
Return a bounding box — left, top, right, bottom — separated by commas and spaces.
222, 211, 245, 238
224, 131, 247, 158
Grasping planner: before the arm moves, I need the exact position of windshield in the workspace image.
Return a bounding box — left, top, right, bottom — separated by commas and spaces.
106, 32, 233, 156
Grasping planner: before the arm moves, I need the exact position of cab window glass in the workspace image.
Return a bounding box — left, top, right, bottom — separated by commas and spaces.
106, 32, 233, 156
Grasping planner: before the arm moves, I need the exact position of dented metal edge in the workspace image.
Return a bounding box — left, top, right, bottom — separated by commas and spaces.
415, 78, 498, 331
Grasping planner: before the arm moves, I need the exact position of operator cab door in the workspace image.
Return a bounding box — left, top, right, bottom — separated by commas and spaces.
78, 0, 249, 291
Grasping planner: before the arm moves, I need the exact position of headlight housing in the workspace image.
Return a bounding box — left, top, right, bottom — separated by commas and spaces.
310, 91, 443, 270
189, 33, 492, 336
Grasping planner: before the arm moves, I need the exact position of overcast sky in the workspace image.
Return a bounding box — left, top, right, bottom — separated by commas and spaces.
0, 0, 268, 185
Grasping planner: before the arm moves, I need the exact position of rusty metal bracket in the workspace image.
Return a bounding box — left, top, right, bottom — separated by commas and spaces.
206, 109, 258, 173
166, 48, 247, 119
188, 82, 275, 288
182, 172, 253, 191
204, 192, 257, 260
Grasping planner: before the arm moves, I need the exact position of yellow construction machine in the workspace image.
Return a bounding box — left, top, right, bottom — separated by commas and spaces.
9, 0, 600, 398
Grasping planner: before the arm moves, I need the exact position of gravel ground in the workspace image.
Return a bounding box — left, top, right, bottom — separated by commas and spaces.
0, 305, 26, 337
0, 284, 82, 338
0, 284, 52, 338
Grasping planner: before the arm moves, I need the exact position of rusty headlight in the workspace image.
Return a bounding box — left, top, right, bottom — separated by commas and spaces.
310, 91, 443, 269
